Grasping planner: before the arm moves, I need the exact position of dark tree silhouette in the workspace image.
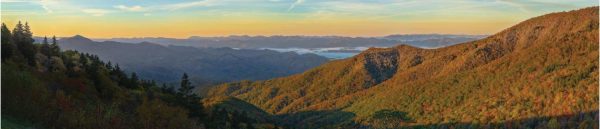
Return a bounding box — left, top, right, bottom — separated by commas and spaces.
178, 73, 194, 97
1, 23, 16, 62
41, 36, 51, 56
51, 35, 60, 56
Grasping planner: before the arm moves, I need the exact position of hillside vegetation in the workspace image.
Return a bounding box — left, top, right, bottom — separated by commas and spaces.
208, 7, 600, 128
1, 22, 280, 129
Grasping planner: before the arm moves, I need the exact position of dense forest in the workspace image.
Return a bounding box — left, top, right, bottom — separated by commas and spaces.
208, 7, 600, 128
0, 22, 281, 129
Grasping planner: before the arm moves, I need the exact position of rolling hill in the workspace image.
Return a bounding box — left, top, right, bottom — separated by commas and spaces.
56, 35, 329, 86
96, 34, 484, 49
207, 7, 600, 128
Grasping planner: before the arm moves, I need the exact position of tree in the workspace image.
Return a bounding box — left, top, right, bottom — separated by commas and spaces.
130, 72, 139, 89
110, 64, 128, 87
178, 73, 194, 97
176, 73, 205, 119
1, 23, 16, 62
12, 21, 23, 42
51, 35, 60, 56
11, 21, 37, 66
11, 22, 24, 63
136, 98, 197, 129
161, 83, 175, 94
79, 53, 88, 66
41, 36, 51, 56
20, 22, 36, 65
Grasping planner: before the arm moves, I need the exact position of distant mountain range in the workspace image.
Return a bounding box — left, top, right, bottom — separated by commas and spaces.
56, 35, 329, 86
92, 34, 486, 49
207, 7, 599, 128
30, 33, 487, 85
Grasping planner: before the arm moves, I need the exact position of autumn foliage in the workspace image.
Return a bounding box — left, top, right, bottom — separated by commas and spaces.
208, 7, 600, 128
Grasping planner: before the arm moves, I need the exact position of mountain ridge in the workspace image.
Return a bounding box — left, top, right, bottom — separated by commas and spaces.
207, 7, 599, 128
91, 34, 484, 49
57, 35, 330, 86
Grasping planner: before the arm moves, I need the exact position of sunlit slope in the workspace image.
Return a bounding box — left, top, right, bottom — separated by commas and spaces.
208, 7, 599, 127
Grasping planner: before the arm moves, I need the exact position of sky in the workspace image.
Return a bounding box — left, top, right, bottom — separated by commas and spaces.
1, 0, 597, 38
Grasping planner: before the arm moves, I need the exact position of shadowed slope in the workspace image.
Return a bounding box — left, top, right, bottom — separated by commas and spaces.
57, 36, 329, 86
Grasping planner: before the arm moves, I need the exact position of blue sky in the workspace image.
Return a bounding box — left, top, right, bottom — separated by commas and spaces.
1, 0, 597, 38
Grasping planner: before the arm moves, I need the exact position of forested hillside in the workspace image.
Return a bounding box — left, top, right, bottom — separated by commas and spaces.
56, 35, 329, 86
208, 7, 600, 128
1, 22, 280, 129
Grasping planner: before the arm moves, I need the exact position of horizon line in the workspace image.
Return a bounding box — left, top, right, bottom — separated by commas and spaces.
33, 33, 492, 39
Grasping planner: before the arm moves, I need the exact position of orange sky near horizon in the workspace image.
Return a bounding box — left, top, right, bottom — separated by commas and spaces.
1, 0, 596, 38
1, 15, 520, 38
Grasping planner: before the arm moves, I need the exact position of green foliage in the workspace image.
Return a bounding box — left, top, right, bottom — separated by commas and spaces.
1, 23, 17, 62
136, 98, 196, 129
179, 73, 194, 97
41, 36, 51, 56
12, 21, 36, 65
1, 22, 275, 129
50, 35, 60, 56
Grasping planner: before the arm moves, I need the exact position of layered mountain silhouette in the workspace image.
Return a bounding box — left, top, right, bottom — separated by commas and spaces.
57, 36, 329, 86
96, 34, 484, 49
208, 7, 599, 128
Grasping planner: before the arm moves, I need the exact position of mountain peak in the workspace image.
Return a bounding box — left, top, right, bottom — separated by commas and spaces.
65, 35, 93, 42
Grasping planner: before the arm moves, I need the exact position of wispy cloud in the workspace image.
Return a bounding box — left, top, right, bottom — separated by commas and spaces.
38, 0, 60, 14
82, 9, 113, 16
496, 0, 577, 13
2, 0, 55, 13
0, 0, 30, 3
287, 0, 304, 11
497, 0, 532, 12
114, 5, 145, 12
163, 0, 215, 11
320, 1, 383, 12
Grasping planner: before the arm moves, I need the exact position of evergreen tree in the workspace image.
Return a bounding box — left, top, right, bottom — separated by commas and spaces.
1, 23, 16, 62
41, 36, 51, 56
177, 73, 205, 119
88, 57, 101, 85
12, 21, 23, 42
161, 83, 175, 94
105, 61, 113, 71
14, 21, 36, 65
51, 35, 60, 56
178, 73, 194, 97
110, 64, 128, 87
79, 53, 88, 66
23, 22, 33, 41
